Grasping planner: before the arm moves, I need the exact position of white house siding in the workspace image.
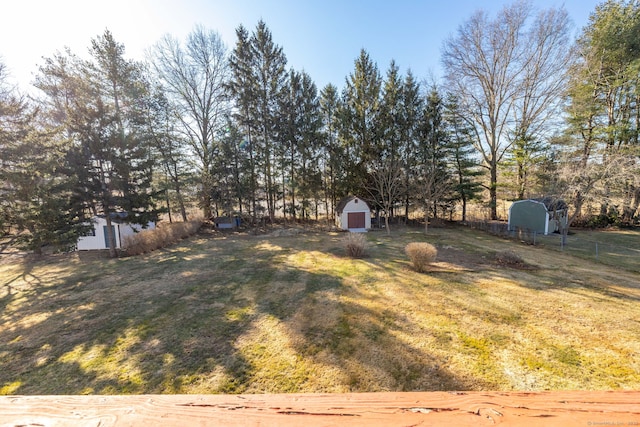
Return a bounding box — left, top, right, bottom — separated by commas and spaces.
77, 217, 155, 250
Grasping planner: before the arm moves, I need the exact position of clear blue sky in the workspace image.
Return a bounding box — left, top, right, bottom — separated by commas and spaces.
1, 0, 602, 92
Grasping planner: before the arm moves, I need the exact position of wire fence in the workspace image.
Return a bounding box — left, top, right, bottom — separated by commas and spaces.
465, 220, 640, 272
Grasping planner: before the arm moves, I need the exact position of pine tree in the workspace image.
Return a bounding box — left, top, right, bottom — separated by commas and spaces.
58, 30, 157, 258
417, 86, 452, 231
2, 61, 88, 253
296, 71, 323, 220
250, 20, 288, 222
377, 60, 405, 221
444, 93, 483, 221
214, 119, 252, 217
228, 21, 288, 223
340, 49, 382, 196
319, 83, 343, 218
563, 0, 640, 222
228, 24, 259, 222
143, 87, 189, 222
400, 71, 423, 220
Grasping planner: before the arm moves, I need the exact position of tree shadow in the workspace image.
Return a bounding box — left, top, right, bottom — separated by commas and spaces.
1, 232, 485, 395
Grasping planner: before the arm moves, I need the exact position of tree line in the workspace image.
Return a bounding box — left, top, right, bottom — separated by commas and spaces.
1, 0, 639, 255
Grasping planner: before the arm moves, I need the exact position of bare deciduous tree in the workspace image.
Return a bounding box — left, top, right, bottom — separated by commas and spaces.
149, 26, 229, 219
442, 1, 572, 219
366, 158, 404, 235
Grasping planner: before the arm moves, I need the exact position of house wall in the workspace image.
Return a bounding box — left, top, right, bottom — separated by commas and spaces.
77, 217, 155, 250
77, 217, 113, 250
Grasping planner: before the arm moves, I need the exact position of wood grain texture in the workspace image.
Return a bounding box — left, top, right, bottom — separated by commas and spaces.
1, 391, 639, 426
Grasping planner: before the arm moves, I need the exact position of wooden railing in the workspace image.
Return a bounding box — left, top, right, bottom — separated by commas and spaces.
1, 391, 639, 426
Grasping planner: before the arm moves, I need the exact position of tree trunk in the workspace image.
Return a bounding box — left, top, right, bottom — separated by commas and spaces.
105, 214, 118, 258
424, 209, 429, 234
490, 162, 498, 220
404, 193, 410, 225
171, 165, 188, 222
461, 196, 467, 222
517, 162, 526, 200
177, 189, 188, 222
165, 189, 173, 223
385, 210, 390, 236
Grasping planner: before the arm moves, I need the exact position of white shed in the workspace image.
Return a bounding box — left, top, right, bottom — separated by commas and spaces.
336, 196, 371, 232
77, 215, 156, 250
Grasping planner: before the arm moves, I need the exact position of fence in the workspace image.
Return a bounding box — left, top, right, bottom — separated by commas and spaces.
464, 220, 640, 272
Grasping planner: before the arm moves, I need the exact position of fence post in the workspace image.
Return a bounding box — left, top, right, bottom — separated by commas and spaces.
533, 231, 536, 246
595, 242, 598, 259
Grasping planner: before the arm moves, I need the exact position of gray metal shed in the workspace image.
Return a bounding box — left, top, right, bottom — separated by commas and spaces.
508, 198, 568, 235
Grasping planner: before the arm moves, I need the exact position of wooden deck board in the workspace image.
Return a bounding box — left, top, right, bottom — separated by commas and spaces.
1, 391, 639, 426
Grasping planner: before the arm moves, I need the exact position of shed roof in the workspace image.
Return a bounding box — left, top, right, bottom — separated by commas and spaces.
96, 212, 129, 224
531, 197, 567, 211
336, 196, 370, 214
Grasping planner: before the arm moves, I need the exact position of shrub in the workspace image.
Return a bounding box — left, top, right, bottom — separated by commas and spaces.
405, 242, 437, 273
495, 250, 524, 266
343, 232, 368, 258
123, 219, 203, 255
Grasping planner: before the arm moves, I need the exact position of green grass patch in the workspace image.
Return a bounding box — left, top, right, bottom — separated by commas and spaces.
1, 226, 640, 393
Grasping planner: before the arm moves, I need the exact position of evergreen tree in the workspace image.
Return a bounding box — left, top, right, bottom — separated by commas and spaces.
278, 69, 323, 220
340, 49, 382, 196
377, 61, 404, 221
502, 130, 548, 200
228, 21, 288, 222
228, 24, 259, 222
279, 69, 302, 219
3, 129, 89, 253
319, 83, 343, 218
1, 62, 88, 253
400, 71, 423, 220
564, 0, 640, 222
416, 86, 452, 230
296, 71, 323, 220
444, 93, 483, 221
250, 20, 288, 222
379, 60, 403, 165
143, 86, 189, 222
49, 30, 158, 258
214, 119, 252, 217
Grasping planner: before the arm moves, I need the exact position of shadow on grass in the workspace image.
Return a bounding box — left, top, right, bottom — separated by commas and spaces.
1, 231, 487, 395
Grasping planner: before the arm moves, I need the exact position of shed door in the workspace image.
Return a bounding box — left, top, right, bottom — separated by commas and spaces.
348, 212, 365, 229
103, 225, 116, 248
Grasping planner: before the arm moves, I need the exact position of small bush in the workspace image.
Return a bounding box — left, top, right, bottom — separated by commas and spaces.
343, 232, 368, 258
495, 250, 524, 266
123, 219, 203, 255
405, 242, 437, 272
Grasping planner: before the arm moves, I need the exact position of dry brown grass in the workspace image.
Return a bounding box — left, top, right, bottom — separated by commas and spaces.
1, 226, 640, 394
405, 242, 438, 272
343, 232, 368, 258
122, 219, 203, 255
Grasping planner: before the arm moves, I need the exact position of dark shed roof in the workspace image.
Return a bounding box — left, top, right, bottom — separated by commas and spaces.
532, 197, 568, 211
336, 196, 370, 214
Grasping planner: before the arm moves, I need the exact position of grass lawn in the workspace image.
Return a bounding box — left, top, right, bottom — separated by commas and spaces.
1, 225, 639, 394
534, 227, 640, 272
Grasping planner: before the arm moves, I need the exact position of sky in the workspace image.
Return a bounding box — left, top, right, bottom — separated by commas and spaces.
1, 0, 603, 93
